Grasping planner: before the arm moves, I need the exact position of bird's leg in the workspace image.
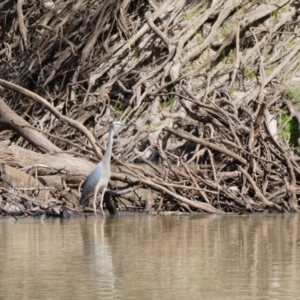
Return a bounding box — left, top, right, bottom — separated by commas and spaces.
100, 187, 106, 218
93, 191, 98, 218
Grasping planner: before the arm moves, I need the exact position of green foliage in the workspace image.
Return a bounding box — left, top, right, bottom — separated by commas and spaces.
221, 21, 233, 35
11, 134, 19, 143
265, 63, 276, 74
234, 4, 247, 15
278, 110, 299, 148
113, 100, 125, 113
129, 41, 140, 59
150, 123, 161, 130
161, 94, 175, 109
277, 84, 300, 148
229, 87, 236, 94
222, 49, 235, 66
240, 65, 257, 79
288, 40, 296, 48
271, 9, 278, 21
181, 9, 201, 21
285, 84, 300, 110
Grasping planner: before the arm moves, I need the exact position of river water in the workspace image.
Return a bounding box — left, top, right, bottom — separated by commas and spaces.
0, 213, 300, 299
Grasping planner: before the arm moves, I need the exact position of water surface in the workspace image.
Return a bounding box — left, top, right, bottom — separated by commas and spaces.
0, 213, 300, 299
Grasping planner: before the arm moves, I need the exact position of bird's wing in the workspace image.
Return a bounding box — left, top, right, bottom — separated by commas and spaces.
79, 163, 103, 205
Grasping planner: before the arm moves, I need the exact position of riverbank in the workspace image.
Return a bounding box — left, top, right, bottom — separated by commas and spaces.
1, 1, 300, 216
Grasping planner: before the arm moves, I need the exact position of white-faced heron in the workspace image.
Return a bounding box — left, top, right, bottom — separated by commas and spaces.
80, 121, 130, 217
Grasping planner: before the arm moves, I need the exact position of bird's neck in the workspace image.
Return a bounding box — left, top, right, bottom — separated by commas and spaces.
102, 125, 114, 163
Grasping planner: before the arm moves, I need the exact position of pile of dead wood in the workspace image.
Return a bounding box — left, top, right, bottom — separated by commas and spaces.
1, 0, 300, 217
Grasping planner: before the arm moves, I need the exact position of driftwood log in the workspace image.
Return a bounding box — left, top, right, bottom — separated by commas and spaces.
1, 0, 300, 217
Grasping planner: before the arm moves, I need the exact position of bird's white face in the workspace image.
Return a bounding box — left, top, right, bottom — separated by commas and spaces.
112, 121, 130, 127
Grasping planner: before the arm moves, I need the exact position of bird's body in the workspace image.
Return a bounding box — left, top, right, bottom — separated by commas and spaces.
80, 121, 129, 217
80, 163, 108, 204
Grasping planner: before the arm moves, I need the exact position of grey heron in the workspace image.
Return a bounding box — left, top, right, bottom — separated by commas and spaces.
80, 121, 130, 217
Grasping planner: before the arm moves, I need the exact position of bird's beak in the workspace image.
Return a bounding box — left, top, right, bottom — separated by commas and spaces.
113, 121, 132, 127
120, 123, 130, 127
